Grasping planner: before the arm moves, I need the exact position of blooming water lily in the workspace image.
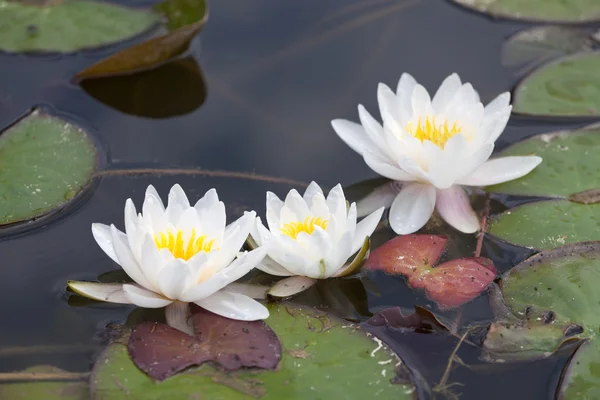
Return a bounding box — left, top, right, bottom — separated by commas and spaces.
250, 182, 384, 297
331, 73, 542, 234
68, 184, 268, 333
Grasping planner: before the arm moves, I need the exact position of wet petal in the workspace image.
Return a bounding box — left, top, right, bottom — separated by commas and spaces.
195, 291, 269, 321
67, 281, 130, 304
267, 276, 317, 298
389, 182, 436, 234
435, 186, 479, 233
458, 156, 542, 187
123, 284, 172, 308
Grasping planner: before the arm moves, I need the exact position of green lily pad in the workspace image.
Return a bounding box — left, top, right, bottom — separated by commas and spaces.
0, 0, 158, 53
450, 0, 600, 23
487, 124, 600, 198
91, 304, 416, 399
495, 242, 600, 398
0, 109, 97, 225
0, 366, 87, 399
512, 52, 600, 117
488, 200, 600, 250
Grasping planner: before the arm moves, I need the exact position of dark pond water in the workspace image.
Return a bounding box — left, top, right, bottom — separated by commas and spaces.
0, 0, 591, 399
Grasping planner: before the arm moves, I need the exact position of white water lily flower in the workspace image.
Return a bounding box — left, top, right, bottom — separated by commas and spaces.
68, 184, 268, 332
331, 72, 542, 234
250, 182, 384, 297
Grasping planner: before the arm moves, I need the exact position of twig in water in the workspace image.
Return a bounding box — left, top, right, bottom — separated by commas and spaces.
433, 329, 470, 399
0, 372, 89, 382
474, 195, 491, 258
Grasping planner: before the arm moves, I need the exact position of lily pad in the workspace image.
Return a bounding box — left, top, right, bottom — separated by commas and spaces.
512, 52, 600, 117
0, 366, 87, 400
91, 303, 416, 399
0, 0, 158, 53
491, 242, 600, 398
487, 123, 600, 198
450, 0, 600, 23
0, 109, 97, 225
76, 0, 208, 79
487, 200, 600, 250
365, 235, 496, 309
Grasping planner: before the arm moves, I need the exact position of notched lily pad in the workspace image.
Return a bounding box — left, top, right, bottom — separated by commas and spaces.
487, 242, 600, 398
450, 0, 600, 23
92, 303, 416, 399
76, 0, 208, 79
512, 52, 600, 117
0, 0, 158, 53
0, 109, 97, 226
487, 123, 600, 198
128, 305, 281, 381
488, 200, 600, 250
365, 235, 496, 309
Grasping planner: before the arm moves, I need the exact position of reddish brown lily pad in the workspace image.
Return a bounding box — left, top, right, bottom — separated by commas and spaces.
365, 234, 496, 309
128, 305, 281, 381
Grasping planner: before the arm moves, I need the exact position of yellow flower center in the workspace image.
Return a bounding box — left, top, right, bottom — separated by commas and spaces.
405, 116, 462, 148
154, 228, 215, 260
280, 216, 328, 239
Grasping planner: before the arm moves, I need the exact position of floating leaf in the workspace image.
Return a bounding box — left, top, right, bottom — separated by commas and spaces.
0, 366, 87, 400
501, 26, 594, 73
488, 200, 600, 250
365, 235, 496, 309
76, 0, 208, 79
512, 52, 600, 117
92, 303, 415, 398
569, 188, 600, 205
450, 0, 600, 23
80, 57, 206, 118
0, 0, 158, 53
487, 124, 600, 198
0, 109, 97, 225
129, 305, 281, 381
490, 242, 600, 398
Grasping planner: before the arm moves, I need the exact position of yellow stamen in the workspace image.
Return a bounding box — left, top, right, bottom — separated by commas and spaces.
280, 216, 328, 240
405, 116, 462, 148
153, 228, 215, 260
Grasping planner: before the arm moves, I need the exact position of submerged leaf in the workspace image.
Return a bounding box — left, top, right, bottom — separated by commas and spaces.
93, 303, 415, 398
569, 188, 600, 205
0, 109, 97, 226
365, 235, 495, 309
0, 0, 158, 53
76, 0, 208, 79
366, 306, 449, 334
128, 305, 281, 381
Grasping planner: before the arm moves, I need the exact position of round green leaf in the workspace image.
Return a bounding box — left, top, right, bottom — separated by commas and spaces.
512, 52, 600, 117
498, 243, 600, 398
91, 304, 416, 399
0, 0, 158, 53
451, 0, 600, 23
487, 124, 600, 197
0, 109, 97, 225
488, 200, 600, 250
0, 366, 87, 399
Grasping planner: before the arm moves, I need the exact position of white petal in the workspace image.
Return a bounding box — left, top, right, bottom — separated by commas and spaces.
457, 156, 542, 186
396, 72, 417, 97
478, 105, 512, 146
268, 276, 317, 297
195, 291, 269, 321
124, 199, 139, 251
256, 255, 294, 276
295, 227, 332, 266
284, 189, 310, 220
67, 281, 131, 304
363, 153, 417, 181
145, 185, 164, 208
324, 231, 353, 277
411, 84, 432, 117
435, 186, 479, 233
165, 302, 192, 335
310, 192, 330, 220
485, 92, 511, 116
180, 247, 266, 302
193, 188, 218, 212
303, 182, 324, 207
432, 73, 462, 113
326, 184, 347, 223
351, 206, 384, 254
378, 83, 401, 130
211, 212, 256, 271
331, 119, 381, 157
91, 223, 118, 264
389, 182, 436, 234
358, 104, 386, 149
166, 184, 190, 224
123, 284, 172, 308
453, 143, 496, 184
266, 191, 284, 231
155, 259, 193, 300
110, 225, 156, 290
140, 234, 168, 281
142, 191, 167, 230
